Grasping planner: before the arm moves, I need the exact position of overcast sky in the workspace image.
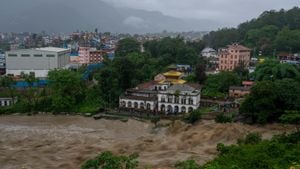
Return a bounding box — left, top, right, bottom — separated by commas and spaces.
102, 0, 300, 27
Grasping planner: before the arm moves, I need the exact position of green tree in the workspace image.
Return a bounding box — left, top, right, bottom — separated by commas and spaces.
115, 38, 140, 57
195, 63, 207, 84
0, 76, 16, 101
280, 110, 300, 132
240, 81, 278, 123
48, 70, 85, 112
81, 151, 139, 169
203, 72, 241, 98
253, 59, 300, 81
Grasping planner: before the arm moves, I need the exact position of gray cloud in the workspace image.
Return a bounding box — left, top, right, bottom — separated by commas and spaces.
101, 0, 300, 27
123, 16, 149, 28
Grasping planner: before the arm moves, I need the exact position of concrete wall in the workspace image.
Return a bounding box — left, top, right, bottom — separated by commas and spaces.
6, 49, 70, 77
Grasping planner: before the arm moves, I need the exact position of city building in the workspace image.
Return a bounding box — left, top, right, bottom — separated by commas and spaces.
201, 47, 217, 58
119, 70, 202, 114
119, 81, 159, 112
229, 81, 254, 98
218, 43, 251, 71
78, 47, 105, 64
78, 47, 91, 64
0, 97, 17, 107
157, 83, 201, 114
6, 47, 70, 78
278, 53, 300, 65
0, 50, 5, 75
89, 50, 104, 64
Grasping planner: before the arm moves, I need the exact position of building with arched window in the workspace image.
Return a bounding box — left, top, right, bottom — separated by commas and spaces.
119, 71, 202, 114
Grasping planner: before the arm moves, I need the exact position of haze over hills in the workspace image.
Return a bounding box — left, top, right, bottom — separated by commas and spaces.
0, 0, 219, 33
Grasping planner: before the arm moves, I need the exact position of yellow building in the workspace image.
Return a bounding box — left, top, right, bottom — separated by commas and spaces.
159, 70, 186, 84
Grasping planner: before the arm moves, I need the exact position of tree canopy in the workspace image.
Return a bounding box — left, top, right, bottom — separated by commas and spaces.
203, 7, 300, 55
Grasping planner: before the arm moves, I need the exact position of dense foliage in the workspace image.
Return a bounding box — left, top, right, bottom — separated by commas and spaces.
240, 59, 300, 124
81, 151, 138, 169
201, 132, 300, 169
202, 72, 241, 98
203, 7, 300, 55
143, 37, 204, 66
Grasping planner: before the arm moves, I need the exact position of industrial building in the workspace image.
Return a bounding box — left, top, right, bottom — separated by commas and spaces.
6, 47, 70, 77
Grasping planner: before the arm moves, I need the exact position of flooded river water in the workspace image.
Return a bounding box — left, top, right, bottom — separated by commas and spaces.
0, 115, 292, 169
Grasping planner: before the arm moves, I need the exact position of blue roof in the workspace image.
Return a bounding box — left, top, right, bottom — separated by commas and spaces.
14, 80, 49, 88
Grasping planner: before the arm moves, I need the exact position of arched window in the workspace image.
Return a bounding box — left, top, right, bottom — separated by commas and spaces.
167, 105, 173, 113
140, 102, 145, 109
128, 102, 132, 108
147, 103, 151, 110
174, 106, 179, 113
134, 102, 138, 109
161, 104, 166, 111
188, 107, 194, 112
121, 101, 126, 107
181, 106, 186, 113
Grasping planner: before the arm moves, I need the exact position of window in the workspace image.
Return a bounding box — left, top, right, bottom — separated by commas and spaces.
46, 55, 55, 57
168, 96, 173, 103
181, 98, 186, 104
21, 54, 30, 57
161, 97, 166, 103
188, 98, 193, 105
8, 54, 17, 57
34, 54, 43, 57
175, 97, 179, 104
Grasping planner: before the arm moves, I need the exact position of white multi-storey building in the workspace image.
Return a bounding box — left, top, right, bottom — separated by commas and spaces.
157, 84, 201, 114
119, 76, 202, 114
5, 47, 70, 77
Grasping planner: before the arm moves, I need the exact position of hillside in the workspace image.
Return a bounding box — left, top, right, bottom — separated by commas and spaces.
0, 0, 217, 33
203, 7, 300, 55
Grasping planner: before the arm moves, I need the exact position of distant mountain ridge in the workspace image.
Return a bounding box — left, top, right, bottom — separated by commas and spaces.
0, 0, 219, 33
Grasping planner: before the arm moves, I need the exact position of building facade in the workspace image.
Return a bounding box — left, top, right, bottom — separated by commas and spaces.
6, 47, 70, 77
89, 50, 104, 64
0, 50, 5, 75
157, 84, 201, 114
218, 44, 251, 71
229, 81, 254, 98
201, 47, 217, 58
0, 97, 17, 107
119, 71, 202, 114
78, 47, 91, 64
79, 47, 105, 64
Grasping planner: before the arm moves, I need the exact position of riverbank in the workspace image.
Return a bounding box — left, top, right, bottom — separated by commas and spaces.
0, 115, 293, 169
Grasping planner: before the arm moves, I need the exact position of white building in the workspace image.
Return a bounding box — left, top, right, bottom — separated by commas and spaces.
201, 47, 217, 58
0, 97, 17, 107
119, 80, 202, 114
157, 84, 201, 114
6, 47, 70, 78
119, 81, 159, 112
0, 51, 5, 74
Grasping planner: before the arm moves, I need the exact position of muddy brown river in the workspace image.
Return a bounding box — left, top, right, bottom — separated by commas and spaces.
0, 115, 293, 169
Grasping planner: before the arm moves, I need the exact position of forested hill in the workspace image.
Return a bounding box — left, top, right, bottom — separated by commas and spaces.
203, 7, 300, 56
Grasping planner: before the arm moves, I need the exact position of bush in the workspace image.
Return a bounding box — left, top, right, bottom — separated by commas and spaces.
185, 110, 202, 124
81, 151, 139, 169
201, 132, 300, 169
241, 132, 262, 145
216, 143, 230, 155
215, 113, 233, 123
